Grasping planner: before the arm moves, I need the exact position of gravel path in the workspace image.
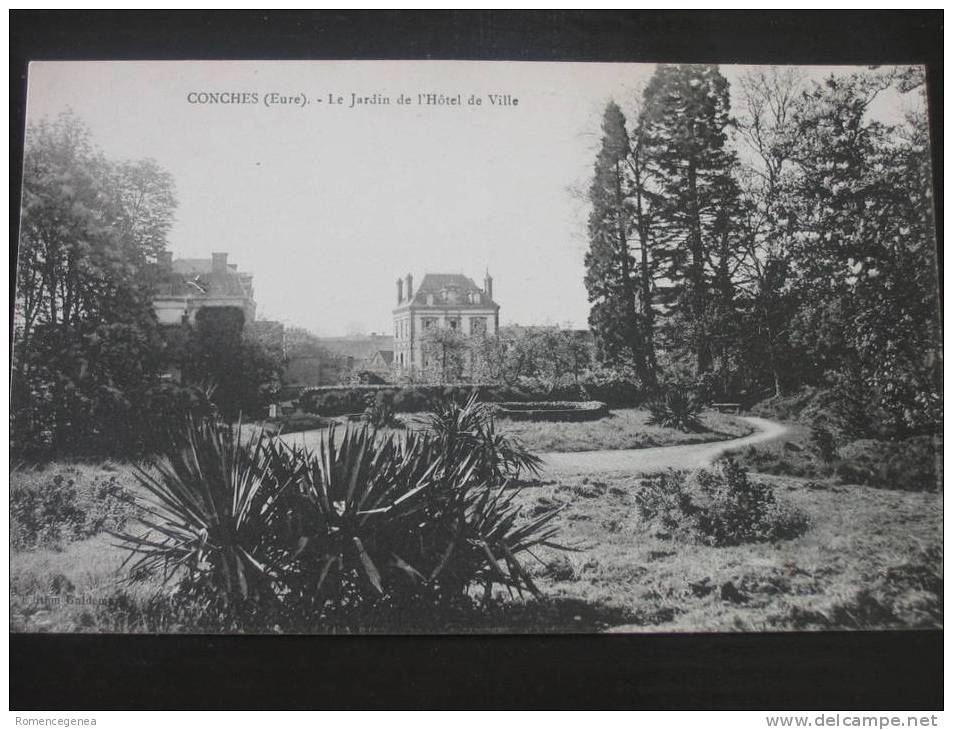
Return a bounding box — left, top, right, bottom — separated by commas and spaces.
538, 416, 790, 477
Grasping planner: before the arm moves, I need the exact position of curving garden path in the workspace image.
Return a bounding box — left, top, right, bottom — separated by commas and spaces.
538, 416, 790, 477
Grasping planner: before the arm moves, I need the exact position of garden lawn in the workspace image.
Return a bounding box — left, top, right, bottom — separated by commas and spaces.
11, 535, 166, 632
503, 471, 941, 632
278, 409, 751, 454
494, 408, 752, 453
11, 446, 939, 633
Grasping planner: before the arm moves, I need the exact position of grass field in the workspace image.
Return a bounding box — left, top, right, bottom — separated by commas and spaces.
506, 471, 941, 632
9, 413, 941, 633
283, 408, 753, 454
494, 408, 751, 453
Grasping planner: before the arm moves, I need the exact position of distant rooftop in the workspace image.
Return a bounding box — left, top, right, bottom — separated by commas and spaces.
406, 273, 498, 308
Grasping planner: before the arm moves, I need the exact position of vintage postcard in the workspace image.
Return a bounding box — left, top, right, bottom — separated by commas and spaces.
11, 60, 940, 635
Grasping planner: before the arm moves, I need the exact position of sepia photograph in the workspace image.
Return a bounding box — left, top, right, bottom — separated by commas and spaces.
11, 56, 941, 639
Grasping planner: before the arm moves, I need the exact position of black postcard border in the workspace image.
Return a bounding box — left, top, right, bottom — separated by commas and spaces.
9, 10, 943, 711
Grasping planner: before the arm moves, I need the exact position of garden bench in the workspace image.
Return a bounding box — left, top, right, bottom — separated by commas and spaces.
711, 402, 742, 414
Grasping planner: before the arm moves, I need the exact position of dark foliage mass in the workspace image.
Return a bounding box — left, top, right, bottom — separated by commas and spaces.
739, 388, 941, 492
301, 379, 643, 417
585, 65, 940, 440
12, 113, 283, 460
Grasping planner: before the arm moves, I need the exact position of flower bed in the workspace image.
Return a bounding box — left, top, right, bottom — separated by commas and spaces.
494, 400, 609, 422
298, 380, 646, 417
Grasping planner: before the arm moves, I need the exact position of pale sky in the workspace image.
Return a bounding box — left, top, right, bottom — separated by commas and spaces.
22, 61, 914, 336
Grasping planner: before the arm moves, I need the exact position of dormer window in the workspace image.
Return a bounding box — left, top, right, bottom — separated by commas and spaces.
426, 293, 435, 306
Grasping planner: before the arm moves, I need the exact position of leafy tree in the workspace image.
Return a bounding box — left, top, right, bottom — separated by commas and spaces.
733, 67, 807, 397
182, 308, 282, 420
420, 326, 468, 383
784, 71, 940, 434
13, 111, 178, 456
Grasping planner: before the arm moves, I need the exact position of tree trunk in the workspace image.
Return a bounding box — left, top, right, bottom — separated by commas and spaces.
633, 163, 658, 385
686, 161, 710, 375
615, 162, 650, 384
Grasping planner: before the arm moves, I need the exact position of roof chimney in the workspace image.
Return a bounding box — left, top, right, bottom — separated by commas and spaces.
405, 273, 413, 300
397, 277, 404, 303
484, 270, 493, 300
212, 252, 228, 274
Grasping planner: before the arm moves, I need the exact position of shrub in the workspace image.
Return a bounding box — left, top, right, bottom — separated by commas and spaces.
575, 376, 644, 408
835, 436, 940, 491
113, 404, 559, 629
646, 386, 703, 432
635, 458, 809, 546
11, 466, 137, 551
299, 380, 646, 416
810, 422, 839, 463
362, 392, 403, 429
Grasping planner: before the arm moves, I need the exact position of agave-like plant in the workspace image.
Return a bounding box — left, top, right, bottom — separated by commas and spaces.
424, 391, 542, 483
646, 385, 703, 432
112, 418, 290, 605
268, 423, 436, 603
115, 402, 565, 627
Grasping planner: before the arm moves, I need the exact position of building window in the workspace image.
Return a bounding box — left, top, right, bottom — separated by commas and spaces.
447, 317, 460, 330
422, 317, 437, 330
470, 317, 487, 336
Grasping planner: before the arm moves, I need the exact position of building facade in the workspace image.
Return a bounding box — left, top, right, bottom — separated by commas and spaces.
392, 272, 500, 375
151, 251, 256, 327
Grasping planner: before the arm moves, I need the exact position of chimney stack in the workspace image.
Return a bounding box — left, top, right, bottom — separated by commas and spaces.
397, 277, 404, 303
405, 273, 413, 300
212, 252, 228, 274
158, 251, 173, 269
484, 271, 493, 300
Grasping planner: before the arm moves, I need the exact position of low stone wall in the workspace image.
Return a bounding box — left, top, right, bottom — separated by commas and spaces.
494, 400, 609, 422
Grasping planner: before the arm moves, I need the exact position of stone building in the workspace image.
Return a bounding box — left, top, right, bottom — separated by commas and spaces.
392, 272, 499, 375
151, 251, 256, 327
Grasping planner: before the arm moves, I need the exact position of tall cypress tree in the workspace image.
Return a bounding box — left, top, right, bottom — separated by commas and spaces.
640, 64, 740, 376
584, 101, 651, 383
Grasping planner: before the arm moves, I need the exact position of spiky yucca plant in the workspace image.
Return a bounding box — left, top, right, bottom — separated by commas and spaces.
114, 401, 562, 628
112, 419, 289, 606
646, 386, 703, 432
424, 391, 543, 483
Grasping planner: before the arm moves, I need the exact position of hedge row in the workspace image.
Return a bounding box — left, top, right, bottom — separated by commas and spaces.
299, 381, 642, 417
494, 401, 609, 422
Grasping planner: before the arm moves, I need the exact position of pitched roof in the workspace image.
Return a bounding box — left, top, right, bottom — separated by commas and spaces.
409, 273, 496, 307
171, 258, 239, 275
150, 261, 252, 299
